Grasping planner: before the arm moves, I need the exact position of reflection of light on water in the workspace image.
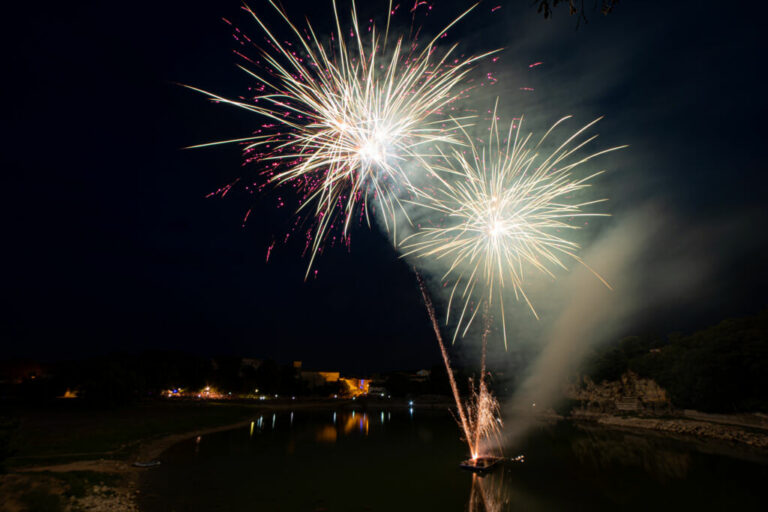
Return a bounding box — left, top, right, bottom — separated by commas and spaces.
409, 407, 414, 417
342, 412, 369, 435
360, 414, 369, 435
259, 410, 391, 444
570, 434, 691, 481
249, 421, 254, 437
316, 425, 337, 443
467, 468, 513, 512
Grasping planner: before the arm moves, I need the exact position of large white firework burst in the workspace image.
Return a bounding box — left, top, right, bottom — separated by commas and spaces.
186, 0, 495, 274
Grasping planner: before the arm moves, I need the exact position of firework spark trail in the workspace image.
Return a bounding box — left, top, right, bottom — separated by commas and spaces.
415, 270, 474, 454
472, 304, 494, 454
402, 103, 626, 347
185, 0, 497, 276
468, 371, 503, 456
418, 271, 502, 458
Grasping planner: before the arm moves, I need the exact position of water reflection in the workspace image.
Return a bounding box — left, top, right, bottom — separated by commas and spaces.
571, 427, 691, 482
309, 410, 379, 443
467, 471, 512, 512
141, 412, 768, 512
315, 425, 337, 443
463, 422, 768, 511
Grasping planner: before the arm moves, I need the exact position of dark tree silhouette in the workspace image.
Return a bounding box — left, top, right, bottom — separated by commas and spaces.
535, 0, 620, 25
585, 310, 768, 413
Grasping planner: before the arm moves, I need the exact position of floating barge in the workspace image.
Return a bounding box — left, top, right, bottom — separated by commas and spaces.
132, 460, 162, 468
459, 456, 505, 473
459, 455, 525, 474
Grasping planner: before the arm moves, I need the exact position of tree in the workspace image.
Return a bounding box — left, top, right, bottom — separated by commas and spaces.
584, 310, 768, 413
535, 0, 620, 25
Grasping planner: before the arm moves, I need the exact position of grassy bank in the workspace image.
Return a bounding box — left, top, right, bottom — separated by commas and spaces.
1, 400, 283, 511
3, 400, 266, 468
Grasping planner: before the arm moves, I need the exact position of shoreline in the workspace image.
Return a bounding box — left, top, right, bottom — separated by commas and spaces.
3, 399, 442, 511
5, 401, 768, 511
570, 410, 768, 449
3, 419, 257, 512
12, 403, 768, 474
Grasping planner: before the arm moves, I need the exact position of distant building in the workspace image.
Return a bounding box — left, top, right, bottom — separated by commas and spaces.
339, 377, 370, 397
59, 388, 79, 399
368, 386, 388, 397
299, 368, 341, 390
0, 360, 46, 384
293, 361, 374, 396
241, 358, 263, 371
409, 369, 431, 383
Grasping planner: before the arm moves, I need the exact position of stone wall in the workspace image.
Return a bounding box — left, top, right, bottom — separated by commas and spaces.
566, 371, 671, 414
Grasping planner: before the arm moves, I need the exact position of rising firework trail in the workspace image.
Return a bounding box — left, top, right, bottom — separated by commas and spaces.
416, 270, 503, 459
415, 270, 475, 454
185, 0, 496, 275
403, 103, 626, 347
471, 306, 500, 455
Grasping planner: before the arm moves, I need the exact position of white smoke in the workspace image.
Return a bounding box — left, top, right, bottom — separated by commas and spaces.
497, 202, 757, 447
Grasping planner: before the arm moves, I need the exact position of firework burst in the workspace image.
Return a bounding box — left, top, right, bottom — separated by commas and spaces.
185, 0, 495, 275
402, 104, 626, 347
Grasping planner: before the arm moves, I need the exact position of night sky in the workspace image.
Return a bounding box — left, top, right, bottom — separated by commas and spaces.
4, 1, 767, 372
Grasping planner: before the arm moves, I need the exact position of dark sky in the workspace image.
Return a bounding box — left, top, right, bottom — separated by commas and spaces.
3, 1, 767, 372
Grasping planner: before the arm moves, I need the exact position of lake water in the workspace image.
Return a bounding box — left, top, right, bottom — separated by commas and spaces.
139, 408, 768, 511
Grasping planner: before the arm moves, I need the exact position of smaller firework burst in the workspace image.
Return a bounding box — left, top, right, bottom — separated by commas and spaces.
402, 102, 626, 347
